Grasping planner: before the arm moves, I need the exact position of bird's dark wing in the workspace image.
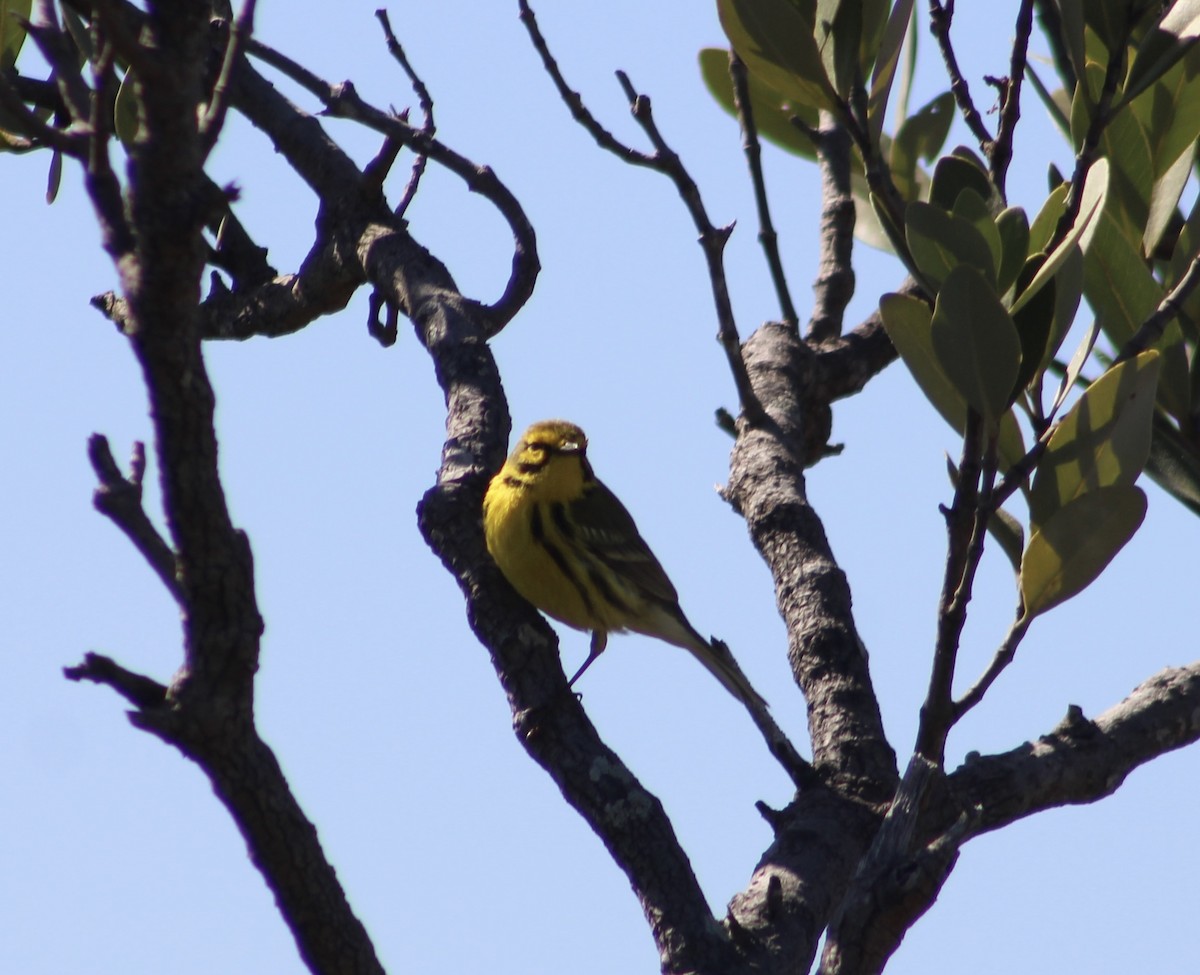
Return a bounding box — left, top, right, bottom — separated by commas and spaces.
564, 478, 681, 605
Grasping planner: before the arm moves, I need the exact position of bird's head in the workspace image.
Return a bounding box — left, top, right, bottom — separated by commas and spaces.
506, 419, 591, 500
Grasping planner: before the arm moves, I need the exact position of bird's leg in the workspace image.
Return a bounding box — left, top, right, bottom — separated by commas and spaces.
567, 631, 608, 688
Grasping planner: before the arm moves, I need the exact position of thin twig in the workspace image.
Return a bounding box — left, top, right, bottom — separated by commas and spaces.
517, 0, 654, 167
246, 34, 539, 334
617, 71, 765, 424
0, 69, 82, 155
1052, 20, 1129, 246
1118, 252, 1200, 363
29, 1, 91, 122
928, 0, 994, 158
87, 39, 136, 260
375, 9, 434, 219
245, 36, 329, 99
989, 0, 1035, 197
88, 435, 184, 604
200, 0, 258, 157
63, 652, 169, 710
952, 612, 1032, 720
916, 412, 993, 762
729, 51, 797, 329
319, 79, 538, 334
519, 0, 765, 422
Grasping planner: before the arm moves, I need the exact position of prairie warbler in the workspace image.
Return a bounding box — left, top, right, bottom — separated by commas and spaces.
483, 419, 766, 710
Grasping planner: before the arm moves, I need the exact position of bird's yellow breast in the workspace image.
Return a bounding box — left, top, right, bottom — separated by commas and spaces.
483, 481, 602, 632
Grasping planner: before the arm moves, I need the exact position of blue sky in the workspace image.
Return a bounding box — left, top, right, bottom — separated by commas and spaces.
3, 2, 1197, 973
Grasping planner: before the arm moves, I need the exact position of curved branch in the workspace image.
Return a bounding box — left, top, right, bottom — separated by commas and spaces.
403, 238, 743, 974
238, 46, 538, 334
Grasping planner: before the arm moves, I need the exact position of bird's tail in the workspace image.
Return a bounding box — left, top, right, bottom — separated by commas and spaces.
638, 603, 769, 711
686, 635, 769, 711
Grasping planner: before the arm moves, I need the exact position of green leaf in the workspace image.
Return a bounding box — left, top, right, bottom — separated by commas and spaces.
952, 188, 1003, 281
1045, 244, 1085, 376
929, 151, 993, 211
867, 0, 916, 143
45, 148, 61, 203
858, 186, 899, 251
1011, 254, 1057, 396
1049, 313, 1101, 421
1125, 0, 1200, 105
988, 504, 1027, 576
995, 206, 1030, 296
718, 0, 835, 112
699, 48, 819, 159
930, 265, 1022, 424
880, 291, 965, 426
1019, 485, 1147, 620
905, 201, 996, 288
816, 0, 862, 99
1028, 182, 1069, 255
879, 292, 1028, 467
0, 0, 32, 70
1130, 44, 1200, 181
1080, 191, 1191, 421
115, 68, 140, 147
1145, 412, 1200, 517
1144, 142, 1195, 256
1056, 0, 1087, 86
946, 455, 1025, 573
1030, 350, 1162, 523
1011, 158, 1108, 316
890, 91, 954, 190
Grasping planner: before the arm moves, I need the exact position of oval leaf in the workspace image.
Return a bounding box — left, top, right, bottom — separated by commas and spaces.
1019, 485, 1147, 620
1030, 350, 1162, 524
905, 200, 996, 288
1010, 253, 1057, 395
1012, 159, 1108, 316
718, 0, 835, 112
930, 265, 1022, 424
699, 48, 818, 159
995, 205, 1031, 296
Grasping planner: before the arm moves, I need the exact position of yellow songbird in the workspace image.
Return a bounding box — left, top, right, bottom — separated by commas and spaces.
483, 419, 766, 710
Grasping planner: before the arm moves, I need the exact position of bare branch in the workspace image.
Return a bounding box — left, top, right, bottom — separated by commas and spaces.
199, 0, 258, 157
807, 112, 857, 343
988, 0, 1035, 197
916, 413, 994, 763
952, 612, 1032, 720
88, 435, 183, 604
86, 40, 136, 261
64, 652, 168, 710
375, 9, 434, 219
1118, 251, 1200, 363
729, 51, 797, 329
952, 664, 1200, 833
517, 0, 654, 167
1052, 20, 1130, 246
520, 1, 765, 423
928, 1, 994, 158
727, 325, 898, 789
820, 757, 970, 975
